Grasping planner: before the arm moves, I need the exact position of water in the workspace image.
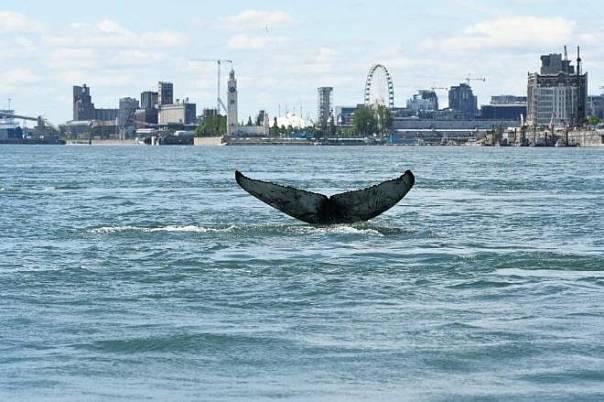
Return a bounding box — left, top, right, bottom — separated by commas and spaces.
1, 145, 603, 401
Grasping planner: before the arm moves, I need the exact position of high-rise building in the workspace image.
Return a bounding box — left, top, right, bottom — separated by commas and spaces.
448, 83, 477, 118
317, 87, 333, 125
118, 97, 140, 138
73, 84, 95, 121
407, 90, 439, 113
140, 91, 158, 110
227, 69, 238, 136
527, 48, 587, 127
588, 95, 604, 119
158, 81, 173, 106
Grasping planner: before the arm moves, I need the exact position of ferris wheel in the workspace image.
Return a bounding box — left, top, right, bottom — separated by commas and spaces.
364, 64, 395, 108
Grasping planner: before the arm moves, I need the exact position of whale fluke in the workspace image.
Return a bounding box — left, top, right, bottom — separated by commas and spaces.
235, 170, 415, 224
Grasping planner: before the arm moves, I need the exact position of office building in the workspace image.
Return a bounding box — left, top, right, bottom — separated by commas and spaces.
527, 48, 588, 127
118, 97, 140, 138
480, 95, 527, 121
407, 90, 439, 113
141, 91, 158, 110
158, 81, 173, 106
448, 83, 478, 118
490, 95, 527, 105
588, 95, 604, 119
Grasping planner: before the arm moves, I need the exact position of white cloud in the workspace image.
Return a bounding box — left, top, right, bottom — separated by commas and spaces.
0, 10, 44, 33
0, 69, 41, 90
43, 19, 187, 49
219, 10, 293, 30
227, 33, 287, 50
421, 16, 575, 53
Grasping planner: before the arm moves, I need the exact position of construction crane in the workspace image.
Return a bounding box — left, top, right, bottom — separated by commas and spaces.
465, 75, 486, 85
191, 59, 232, 114
430, 86, 449, 91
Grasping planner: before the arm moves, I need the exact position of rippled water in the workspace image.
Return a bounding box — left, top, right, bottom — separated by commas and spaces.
1, 145, 603, 401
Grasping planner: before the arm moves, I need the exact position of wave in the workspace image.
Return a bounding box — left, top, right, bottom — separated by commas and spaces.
87, 223, 409, 237
494, 268, 604, 279
89, 225, 237, 234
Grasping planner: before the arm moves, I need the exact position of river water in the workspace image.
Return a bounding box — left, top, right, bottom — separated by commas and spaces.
1, 145, 603, 401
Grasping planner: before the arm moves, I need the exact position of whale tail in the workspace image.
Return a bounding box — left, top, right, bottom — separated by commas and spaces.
235, 170, 414, 224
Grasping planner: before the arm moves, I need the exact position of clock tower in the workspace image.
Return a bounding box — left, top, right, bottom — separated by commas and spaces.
227, 69, 238, 136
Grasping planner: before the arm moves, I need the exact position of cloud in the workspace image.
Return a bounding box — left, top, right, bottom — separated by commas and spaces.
43, 19, 187, 49
227, 33, 287, 50
219, 10, 293, 30
421, 16, 575, 53
0, 69, 41, 90
0, 10, 44, 33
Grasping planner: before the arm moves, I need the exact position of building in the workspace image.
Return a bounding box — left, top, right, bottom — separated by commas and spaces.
227, 69, 238, 136
335, 106, 357, 126
407, 90, 439, 113
72, 84, 118, 122
158, 81, 173, 106
118, 97, 139, 138
141, 91, 158, 110
94, 108, 118, 121
134, 108, 158, 127
490, 95, 527, 105
527, 48, 587, 127
448, 83, 478, 118
480, 95, 527, 121
73, 85, 94, 121
158, 101, 197, 125
202, 108, 218, 119
480, 104, 527, 121
317, 87, 333, 125
588, 95, 604, 119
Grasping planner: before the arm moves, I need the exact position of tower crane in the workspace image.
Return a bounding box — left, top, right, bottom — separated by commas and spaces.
465, 75, 486, 85
430, 86, 449, 91
190, 59, 233, 114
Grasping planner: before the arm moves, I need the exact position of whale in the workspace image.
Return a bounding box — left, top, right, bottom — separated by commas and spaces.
235, 170, 415, 224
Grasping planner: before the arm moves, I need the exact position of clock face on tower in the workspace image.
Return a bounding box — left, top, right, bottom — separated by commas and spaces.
229, 86, 236, 93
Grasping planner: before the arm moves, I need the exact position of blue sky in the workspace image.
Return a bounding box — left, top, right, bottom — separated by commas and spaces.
1, 0, 604, 124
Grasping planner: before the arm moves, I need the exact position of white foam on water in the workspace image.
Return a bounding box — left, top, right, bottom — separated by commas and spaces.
494, 268, 604, 279
293, 225, 383, 236
90, 225, 237, 234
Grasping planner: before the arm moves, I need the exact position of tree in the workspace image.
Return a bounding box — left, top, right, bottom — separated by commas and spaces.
585, 115, 601, 126
329, 115, 336, 137
196, 114, 227, 137
247, 116, 253, 126
353, 105, 377, 136
376, 105, 393, 134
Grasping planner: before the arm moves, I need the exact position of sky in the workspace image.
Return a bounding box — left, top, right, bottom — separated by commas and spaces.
1, 0, 604, 125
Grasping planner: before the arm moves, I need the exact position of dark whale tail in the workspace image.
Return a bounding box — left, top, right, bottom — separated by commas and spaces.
235, 170, 415, 224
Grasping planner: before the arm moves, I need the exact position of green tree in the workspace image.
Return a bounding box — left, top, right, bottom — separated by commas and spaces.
585, 115, 601, 126
196, 114, 227, 137
329, 115, 336, 137
353, 105, 377, 136
376, 105, 393, 134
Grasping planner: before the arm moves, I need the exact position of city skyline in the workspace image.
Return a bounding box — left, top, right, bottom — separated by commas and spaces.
1, 0, 604, 124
